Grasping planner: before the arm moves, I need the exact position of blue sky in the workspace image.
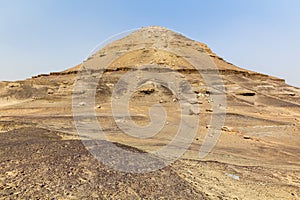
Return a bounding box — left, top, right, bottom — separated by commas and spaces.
0, 0, 299, 86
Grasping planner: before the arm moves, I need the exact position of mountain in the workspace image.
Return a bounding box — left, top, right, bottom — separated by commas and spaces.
0, 26, 299, 199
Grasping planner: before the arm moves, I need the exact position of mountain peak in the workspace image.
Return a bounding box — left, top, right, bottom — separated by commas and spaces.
0, 26, 300, 199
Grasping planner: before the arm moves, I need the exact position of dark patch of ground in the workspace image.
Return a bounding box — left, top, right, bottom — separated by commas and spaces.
0, 128, 206, 199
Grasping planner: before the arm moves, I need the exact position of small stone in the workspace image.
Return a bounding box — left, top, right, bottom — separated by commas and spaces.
7, 82, 21, 88
226, 173, 240, 180
47, 89, 54, 95
188, 99, 198, 104
222, 126, 232, 132
79, 102, 86, 106
197, 93, 204, 98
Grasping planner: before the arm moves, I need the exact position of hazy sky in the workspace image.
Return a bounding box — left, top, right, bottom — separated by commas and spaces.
0, 0, 299, 86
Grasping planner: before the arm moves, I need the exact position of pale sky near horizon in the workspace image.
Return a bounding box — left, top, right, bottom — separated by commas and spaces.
0, 0, 299, 86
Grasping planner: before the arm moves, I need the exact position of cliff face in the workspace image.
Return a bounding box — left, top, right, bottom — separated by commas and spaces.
0, 26, 299, 199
